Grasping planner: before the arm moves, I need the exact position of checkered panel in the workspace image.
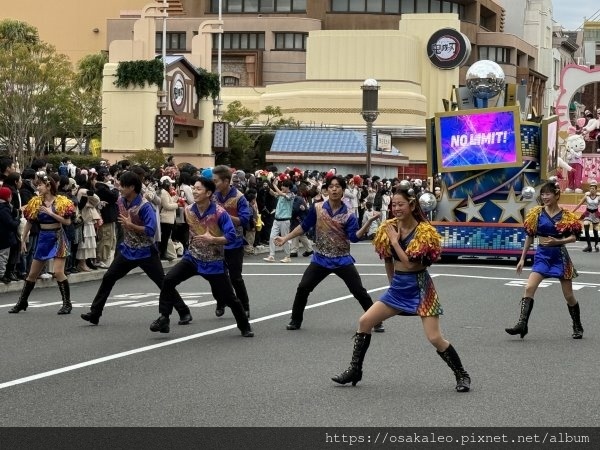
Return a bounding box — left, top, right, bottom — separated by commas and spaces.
155, 115, 174, 148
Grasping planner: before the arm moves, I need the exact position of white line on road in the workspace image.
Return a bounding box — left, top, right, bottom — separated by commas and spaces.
0, 286, 389, 391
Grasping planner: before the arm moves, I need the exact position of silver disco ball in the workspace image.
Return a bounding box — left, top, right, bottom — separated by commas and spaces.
466, 60, 505, 99
399, 180, 411, 190
521, 186, 536, 200
419, 192, 437, 213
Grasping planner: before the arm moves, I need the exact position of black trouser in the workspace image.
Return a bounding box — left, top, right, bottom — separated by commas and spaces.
290, 262, 374, 323
216, 246, 250, 311
173, 223, 189, 250
158, 259, 250, 331
159, 222, 175, 258
90, 249, 189, 317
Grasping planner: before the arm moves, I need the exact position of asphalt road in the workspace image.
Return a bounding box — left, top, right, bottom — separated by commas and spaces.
0, 241, 598, 427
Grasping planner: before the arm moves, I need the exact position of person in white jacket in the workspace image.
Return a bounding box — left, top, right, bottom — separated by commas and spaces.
343, 176, 359, 218
158, 176, 179, 260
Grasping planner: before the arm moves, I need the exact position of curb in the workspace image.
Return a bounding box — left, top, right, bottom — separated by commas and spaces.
0, 245, 287, 294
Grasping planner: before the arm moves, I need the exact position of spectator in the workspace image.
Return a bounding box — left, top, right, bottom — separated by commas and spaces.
0, 187, 19, 284
158, 175, 178, 261
93, 169, 119, 268
263, 178, 295, 263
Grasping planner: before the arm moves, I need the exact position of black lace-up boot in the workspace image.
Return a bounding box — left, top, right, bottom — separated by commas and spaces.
57, 280, 72, 314
437, 344, 471, 392
331, 332, 372, 386
8, 280, 35, 314
505, 297, 534, 339
568, 303, 584, 339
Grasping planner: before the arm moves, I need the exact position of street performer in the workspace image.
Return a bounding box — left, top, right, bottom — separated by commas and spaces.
8, 172, 75, 315
150, 176, 254, 337
332, 189, 471, 392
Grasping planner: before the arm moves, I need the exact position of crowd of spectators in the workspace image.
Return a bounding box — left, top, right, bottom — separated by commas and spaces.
0, 153, 434, 282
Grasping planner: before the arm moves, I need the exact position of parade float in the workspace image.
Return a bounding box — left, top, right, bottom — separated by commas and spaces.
425, 60, 559, 262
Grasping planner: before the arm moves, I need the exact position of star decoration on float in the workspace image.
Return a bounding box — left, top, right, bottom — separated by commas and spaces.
457, 195, 485, 222
491, 186, 531, 223
434, 186, 464, 221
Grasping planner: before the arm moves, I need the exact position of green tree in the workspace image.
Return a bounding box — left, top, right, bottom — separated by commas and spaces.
74, 52, 107, 92
0, 20, 74, 165
125, 149, 168, 171
64, 52, 108, 153
0, 19, 39, 49
220, 101, 299, 170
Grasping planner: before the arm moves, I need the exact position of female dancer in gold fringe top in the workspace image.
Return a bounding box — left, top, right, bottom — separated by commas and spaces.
332, 189, 471, 392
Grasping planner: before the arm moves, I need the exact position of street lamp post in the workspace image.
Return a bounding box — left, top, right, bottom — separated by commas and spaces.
361, 79, 380, 177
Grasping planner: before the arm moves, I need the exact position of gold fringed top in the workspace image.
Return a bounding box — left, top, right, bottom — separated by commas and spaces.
373, 218, 398, 259
523, 206, 582, 236
373, 219, 442, 264
23, 195, 75, 221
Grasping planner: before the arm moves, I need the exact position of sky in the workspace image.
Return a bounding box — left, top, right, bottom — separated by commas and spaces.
552, 0, 599, 30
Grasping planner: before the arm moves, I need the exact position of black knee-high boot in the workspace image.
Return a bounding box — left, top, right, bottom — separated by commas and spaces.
594, 230, 599, 251
332, 332, 372, 386
57, 279, 72, 315
8, 280, 36, 314
437, 344, 471, 392
583, 225, 592, 251
568, 302, 584, 339
505, 297, 534, 338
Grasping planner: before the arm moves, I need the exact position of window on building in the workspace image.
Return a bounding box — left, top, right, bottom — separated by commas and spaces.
222, 76, 240, 86
478, 46, 511, 64
329, 0, 464, 16
274, 32, 307, 50
384, 0, 399, 13
215, 33, 265, 49
400, 0, 414, 13
211, 0, 306, 12
155, 32, 186, 51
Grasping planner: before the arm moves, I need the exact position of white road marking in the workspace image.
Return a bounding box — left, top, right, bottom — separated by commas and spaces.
0, 286, 389, 391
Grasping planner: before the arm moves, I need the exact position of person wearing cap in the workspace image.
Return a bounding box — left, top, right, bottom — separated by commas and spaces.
158, 175, 178, 260
8, 173, 76, 315
0, 187, 19, 284
572, 179, 600, 252
212, 165, 253, 317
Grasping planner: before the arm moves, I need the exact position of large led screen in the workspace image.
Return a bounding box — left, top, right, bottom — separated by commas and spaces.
435, 106, 522, 172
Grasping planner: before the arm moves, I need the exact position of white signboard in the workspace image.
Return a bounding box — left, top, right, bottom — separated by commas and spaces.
377, 133, 392, 152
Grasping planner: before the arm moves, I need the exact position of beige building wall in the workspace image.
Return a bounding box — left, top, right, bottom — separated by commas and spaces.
101, 63, 158, 162
221, 16, 461, 164
3, 0, 149, 64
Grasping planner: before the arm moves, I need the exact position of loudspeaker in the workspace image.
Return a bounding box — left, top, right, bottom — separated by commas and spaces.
454, 87, 475, 110
504, 83, 517, 106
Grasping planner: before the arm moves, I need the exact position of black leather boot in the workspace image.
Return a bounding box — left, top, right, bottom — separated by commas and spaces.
568, 303, 584, 339
8, 280, 35, 314
505, 297, 534, 338
437, 344, 471, 392
332, 332, 372, 386
57, 280, 72, 315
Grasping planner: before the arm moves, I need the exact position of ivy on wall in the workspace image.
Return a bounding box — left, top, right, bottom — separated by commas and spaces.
114, 59, 164, 89
195, 67, 220, 100
113, 59, 221, 101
